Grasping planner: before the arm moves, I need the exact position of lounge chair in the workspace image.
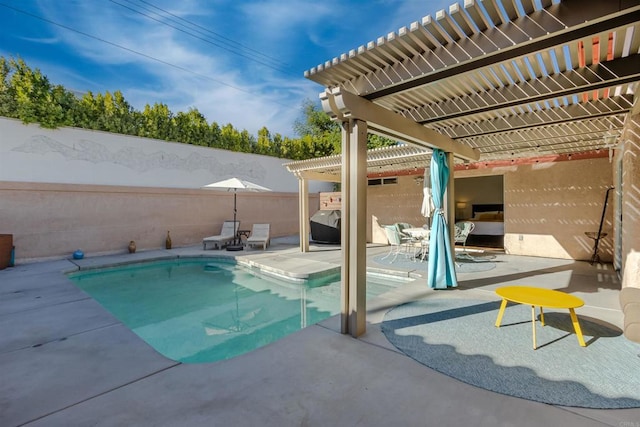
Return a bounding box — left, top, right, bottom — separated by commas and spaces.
203, 220, 240, 250
246, 223, 270, 250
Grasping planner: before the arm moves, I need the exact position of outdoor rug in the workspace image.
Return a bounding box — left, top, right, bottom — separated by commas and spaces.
381, 298, 640, 408
372, 253, 497, 274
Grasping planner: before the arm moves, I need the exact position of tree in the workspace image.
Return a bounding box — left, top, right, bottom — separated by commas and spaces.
139, 102, 174, 140
50, 84, 77, 127
238, 129, 254, 153
255, 126, 272, 155
280, 135, 303, 160
107, 90, 136, 134
271, 133, 283, 158
293, 99, 341, 154
1, 56, 398, 161
209, 122, 222, 148
294, 99, 339, 136
173, 108, 211, 146
367, 133, 399, 149
0, 57, 17, 118
293, 98, 398, 156
74, 91, 101, 129
219, 123, 240, 151
10, 58, 70, 128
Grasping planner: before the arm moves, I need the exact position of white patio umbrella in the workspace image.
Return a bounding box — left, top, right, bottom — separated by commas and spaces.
420, 165, 434, 221
201, 178, 272, 250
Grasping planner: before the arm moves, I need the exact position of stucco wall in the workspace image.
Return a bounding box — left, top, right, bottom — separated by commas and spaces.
621, 113, 640, 271
456, 157, 614, 261
0, 117, 330, 193
366, 175, 427, 243
0, 118, 331, 261
1, 181, 319, 261
365, 158, 614, 261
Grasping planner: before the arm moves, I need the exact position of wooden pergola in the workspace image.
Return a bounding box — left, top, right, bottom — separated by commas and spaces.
286, 0, 640, 337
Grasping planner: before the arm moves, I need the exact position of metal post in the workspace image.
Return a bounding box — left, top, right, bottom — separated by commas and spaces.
590, 186, 614, 264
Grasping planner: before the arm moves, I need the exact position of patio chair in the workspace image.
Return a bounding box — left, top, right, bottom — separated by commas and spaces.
203, 220, 240, 250
454, 221, 475, 253
416, 234, 430, 262
382, 225, 413, 263
394, 222, 414, 237
395, 222, 427, 261
246, 223, 270, 250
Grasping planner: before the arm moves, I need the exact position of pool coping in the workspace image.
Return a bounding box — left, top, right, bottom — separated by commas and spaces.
62, 248, 423, 283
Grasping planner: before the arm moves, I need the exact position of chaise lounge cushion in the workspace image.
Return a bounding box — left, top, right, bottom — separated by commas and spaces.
203, 220, 239, 250
246, 223, 270, 250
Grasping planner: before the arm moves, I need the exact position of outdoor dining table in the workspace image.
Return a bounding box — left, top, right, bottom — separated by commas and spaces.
402, 227, 430, 239
402, 227, 430, 261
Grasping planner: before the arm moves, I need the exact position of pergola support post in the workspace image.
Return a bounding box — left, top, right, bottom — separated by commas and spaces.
340, 119, 368, 337
298, 177, 309, 253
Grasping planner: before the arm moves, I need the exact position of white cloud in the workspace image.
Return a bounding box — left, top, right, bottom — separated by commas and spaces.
13, 0, 454, 138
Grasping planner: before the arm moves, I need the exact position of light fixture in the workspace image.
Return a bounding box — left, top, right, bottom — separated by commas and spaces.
603, 130, 618, 163
414, 175, 424, 185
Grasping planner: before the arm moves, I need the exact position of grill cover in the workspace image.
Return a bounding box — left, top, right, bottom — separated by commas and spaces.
310, 210, 341, 244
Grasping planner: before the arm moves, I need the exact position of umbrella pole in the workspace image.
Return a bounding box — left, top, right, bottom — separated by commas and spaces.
233, 190, 238, 246
227, 189, 243, 251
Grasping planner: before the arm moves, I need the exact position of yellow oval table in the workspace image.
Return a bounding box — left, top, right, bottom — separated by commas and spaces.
494, 286, 586, 350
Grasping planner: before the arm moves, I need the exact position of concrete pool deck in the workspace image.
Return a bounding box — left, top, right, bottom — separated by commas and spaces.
1, 237, 638, 426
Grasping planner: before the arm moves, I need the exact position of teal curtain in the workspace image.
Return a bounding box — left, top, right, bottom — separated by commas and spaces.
427, 149, 458, 289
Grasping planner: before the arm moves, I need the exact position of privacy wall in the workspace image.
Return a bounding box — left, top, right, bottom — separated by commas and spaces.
0, 118, 328, 261
0, 117, 328, 193
1, 181, 318, 261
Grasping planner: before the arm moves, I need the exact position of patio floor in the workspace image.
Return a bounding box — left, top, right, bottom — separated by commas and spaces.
1, 237, 637, 426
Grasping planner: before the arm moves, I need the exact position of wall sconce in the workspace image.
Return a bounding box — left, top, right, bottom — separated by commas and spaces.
414, 175, 424, 186
456, 202, 467, 218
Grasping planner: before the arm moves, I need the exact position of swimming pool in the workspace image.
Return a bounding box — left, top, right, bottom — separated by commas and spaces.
69, 258, 409, 364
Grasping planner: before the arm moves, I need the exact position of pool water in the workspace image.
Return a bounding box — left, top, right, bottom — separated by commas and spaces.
69, 258, 408, 364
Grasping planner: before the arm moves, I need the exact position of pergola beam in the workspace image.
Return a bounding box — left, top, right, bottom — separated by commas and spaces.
458, 115, 626, 150
321, 87, 480, 162
439, 95, 634, 139
294, 170, 341, 182
407, 57, 640, 125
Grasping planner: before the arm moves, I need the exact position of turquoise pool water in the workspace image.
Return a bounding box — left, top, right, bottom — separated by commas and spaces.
69, 258, 407, 364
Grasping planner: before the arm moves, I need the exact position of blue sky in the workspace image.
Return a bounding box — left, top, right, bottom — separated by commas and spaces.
0, 0, 452, 137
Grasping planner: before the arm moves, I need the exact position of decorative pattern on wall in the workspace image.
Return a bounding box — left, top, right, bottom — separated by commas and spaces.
12, 134, 267, 180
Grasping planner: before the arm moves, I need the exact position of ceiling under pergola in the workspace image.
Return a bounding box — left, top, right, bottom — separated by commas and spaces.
286, 0, 640, 179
